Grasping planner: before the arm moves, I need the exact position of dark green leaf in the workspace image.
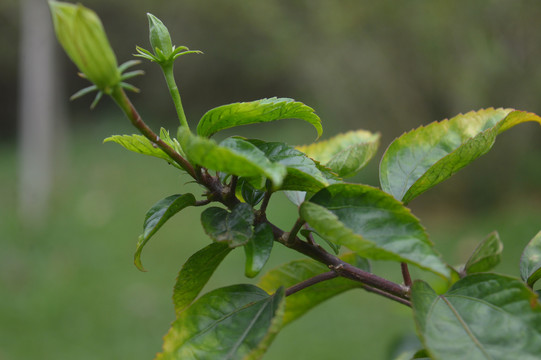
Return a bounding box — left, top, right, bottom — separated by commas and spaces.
244, 223, 274, 278
157, 285, 285, 360
179, 131, 287, 187
520, 231, 541, 288
173, 242, 232, 316
201, 203, 255, 247
104, 134, 181, 169
135, 194, 196, 271
380, 109, 541, 203
196, 97, 322, 139
258, 253, 369, 325
412, 274, 541, 360
297, 130, 380, 177
237, 178, 265, 206
464, 231, 503, 274
300, 184, 450, 278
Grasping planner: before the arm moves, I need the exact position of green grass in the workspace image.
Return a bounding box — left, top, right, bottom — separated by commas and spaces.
1, 124, 540, 360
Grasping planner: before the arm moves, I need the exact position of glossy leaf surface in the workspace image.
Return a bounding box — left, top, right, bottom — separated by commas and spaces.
520, 231, 541, 288
201, 203, 254, 247
297, 130, 380, 177
380, 109, 541, 203
258, 253, 369, 325
464, 231, 503, 274
300, 184, 449, 278
173, 242, 232, 316
197, 97, 322, 139
135, 194, 196, 271
412, 274, 541, 360
244, 223, 274, 278
157, 285, 285, 360
104, 134, 180, 168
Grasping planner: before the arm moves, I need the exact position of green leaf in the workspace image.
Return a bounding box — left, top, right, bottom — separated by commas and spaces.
196, 97, 322, 139
300, 184, 450, 278
251, 141, 331, 192
244, 223, 274, 278
173, 242, 232, 316
464, 231, 503, 275
520, 231, 541, 288
258, 253, 369, 325
157, 285, 285, 360
201, 203, 255, 247
135, 194, 196, 271
297, 130, 380, 177
237, 178, 265, 206
104, 134, 181, 169
179, 131, 287, 187
159, 127, 185, 157
412, 274, 541, 360
380, 109, 541, 203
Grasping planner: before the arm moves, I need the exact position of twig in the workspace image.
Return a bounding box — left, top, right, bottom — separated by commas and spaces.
286, 218, 306, 246
401, 262, 412, 288
285, 271, 339, 296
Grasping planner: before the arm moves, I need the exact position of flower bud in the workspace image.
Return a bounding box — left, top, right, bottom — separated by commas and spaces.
49, 1, 120, 92
147, 13, 173, 60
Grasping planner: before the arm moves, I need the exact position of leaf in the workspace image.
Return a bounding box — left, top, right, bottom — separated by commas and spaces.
258, 253, 369, 325
251, 141, 331, 192
412, 274, 541, 360
380, 109, 541, 203
236, 178, 266, 206
157, 285, 285, 360
297, 130, 380, 177
179, 131, 287, 187
104, 134, 181, 169
134, 194, 196, 271
464, 231, 503, 274
244, 223, 274, 278
159, 127, 185, 157
196, 97, 322, 139
300, 184, 450, 278
173, 242, 232, 316
201, 203, 255, 247
520, 231, 541, 288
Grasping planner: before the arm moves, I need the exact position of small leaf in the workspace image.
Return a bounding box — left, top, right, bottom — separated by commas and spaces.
380, 108, 541, 203
179, 131, 287, 187
297, 130, 380, 177
237, 178, 265, 206
104, 134, 181, 169
159, 127, 185, 157
157, 285, 285, 360
520, 230, 541, 288
244, 223, 274, 278
201, 203, 255, 247
258, 253, 369, 325
196, 97, 322, 139
464, 231, 503, 274
173, 242, 232, 316
412, 274, 541, 360
300, 184, 450, 278
135, 194, 196, 271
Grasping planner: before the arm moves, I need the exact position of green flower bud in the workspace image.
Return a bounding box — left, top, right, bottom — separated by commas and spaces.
147, 13, 173, 61
49, 1, 120, 93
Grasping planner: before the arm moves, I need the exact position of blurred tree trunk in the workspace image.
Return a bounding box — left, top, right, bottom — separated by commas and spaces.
18, 0, 66, 225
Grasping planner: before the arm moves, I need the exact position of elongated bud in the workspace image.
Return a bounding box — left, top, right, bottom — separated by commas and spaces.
49, 1, 120, 93
147, 13, 173, 60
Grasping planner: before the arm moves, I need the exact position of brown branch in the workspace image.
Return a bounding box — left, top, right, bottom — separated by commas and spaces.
401, 262, 412, 288
285, 271, 339, 296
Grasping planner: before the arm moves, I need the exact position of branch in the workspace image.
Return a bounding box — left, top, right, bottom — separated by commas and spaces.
285, 271, 338, 296
401, 262, 412, 288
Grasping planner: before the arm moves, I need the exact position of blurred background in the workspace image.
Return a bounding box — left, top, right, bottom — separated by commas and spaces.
2, 0, 541, 359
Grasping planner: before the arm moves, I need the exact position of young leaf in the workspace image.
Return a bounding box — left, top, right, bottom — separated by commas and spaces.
196, 97, 322, 139
251, 140, 331, 192
258, 253, 369, 325
157, 285, 285, 360
159, 127, 185, 157
520, 231, 541, 288
201, 203, 255, 247
297, 130, 380, 177
464, 231, 503, 275
135, 194, 196, 271
412, 274, 541, 360
237, 178, 265, 206
173, 242, 232, 316
380, 109, 541, 204
179, 131, 287, 188
244, 223, 274, 278
300, 184, 450, 278
104, 134, 181, 169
